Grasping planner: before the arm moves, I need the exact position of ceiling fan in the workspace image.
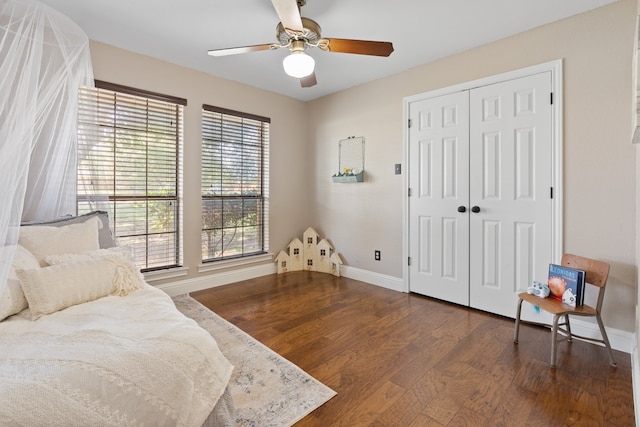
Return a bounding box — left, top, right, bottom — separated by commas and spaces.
207, 0, 394, 88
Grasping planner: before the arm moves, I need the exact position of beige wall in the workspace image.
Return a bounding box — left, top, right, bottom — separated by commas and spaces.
309, 0, 637, 332
89, 41, 312, 285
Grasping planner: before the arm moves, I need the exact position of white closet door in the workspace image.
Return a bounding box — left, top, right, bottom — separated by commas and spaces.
468, 72, 553, 318
407, 71, 555, 321
408, 91, 470, 305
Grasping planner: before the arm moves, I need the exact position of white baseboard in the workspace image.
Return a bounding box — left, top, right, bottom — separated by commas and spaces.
156, 263, 633, 355
566, 318, 633, 354
156, 263, 276, 296
156, 263, 404, 296
340, 265, 404, 292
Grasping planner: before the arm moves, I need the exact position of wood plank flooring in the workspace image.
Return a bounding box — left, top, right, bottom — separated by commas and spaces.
191, 271, 635, 427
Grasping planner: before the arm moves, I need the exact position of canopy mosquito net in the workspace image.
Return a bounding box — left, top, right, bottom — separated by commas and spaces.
0, 0, 93, 296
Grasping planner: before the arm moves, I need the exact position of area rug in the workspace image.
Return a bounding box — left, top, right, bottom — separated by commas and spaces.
173, 295, 336, 427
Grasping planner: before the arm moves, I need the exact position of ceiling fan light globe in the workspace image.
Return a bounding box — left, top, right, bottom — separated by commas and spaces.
282, 51, 315, 78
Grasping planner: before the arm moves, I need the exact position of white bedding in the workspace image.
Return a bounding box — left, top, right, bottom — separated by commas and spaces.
0, 284, 233, 426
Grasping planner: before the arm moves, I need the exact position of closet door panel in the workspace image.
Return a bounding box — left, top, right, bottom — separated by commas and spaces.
408, 91, 470, 305
469, 72, 553, 318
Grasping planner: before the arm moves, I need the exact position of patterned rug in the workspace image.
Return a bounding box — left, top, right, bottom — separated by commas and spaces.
173, 295, 336, 427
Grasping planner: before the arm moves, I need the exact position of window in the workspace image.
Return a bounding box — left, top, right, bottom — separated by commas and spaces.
201, 105, 269, 261
77, 81, 185, 271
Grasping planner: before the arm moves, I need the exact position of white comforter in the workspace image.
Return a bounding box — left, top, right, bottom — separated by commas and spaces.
0, 285, 233, 427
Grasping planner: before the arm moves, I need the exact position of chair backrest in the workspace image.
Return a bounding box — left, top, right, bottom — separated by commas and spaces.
561, 253, 610, 311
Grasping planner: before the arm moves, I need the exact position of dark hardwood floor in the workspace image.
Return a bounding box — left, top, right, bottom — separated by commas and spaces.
192, 271, 635, 427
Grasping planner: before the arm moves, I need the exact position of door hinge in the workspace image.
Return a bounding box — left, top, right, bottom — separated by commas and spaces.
550, 93, 554, 105
550, 187, 554, 199
408, 257, 412, 266
408, 119, 412, 128
408, 188, 412, 197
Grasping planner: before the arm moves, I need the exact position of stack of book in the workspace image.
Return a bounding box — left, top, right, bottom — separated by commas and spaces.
547, 263, 586, 307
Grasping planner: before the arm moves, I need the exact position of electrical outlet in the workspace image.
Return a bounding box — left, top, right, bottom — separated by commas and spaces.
374, 250, 381, 261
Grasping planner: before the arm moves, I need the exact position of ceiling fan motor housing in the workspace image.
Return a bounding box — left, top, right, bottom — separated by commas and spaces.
277, 17, 321, 45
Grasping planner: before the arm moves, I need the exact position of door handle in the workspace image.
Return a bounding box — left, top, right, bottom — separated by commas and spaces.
471, 206, 480, 213
457, 206, 466, 213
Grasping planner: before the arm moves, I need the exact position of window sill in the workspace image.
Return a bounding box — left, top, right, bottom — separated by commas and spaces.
144, 266, 189, 283
198, 253, 274, 273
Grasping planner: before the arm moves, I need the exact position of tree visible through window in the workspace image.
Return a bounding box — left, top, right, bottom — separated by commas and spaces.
77, 81, 185, 271
201, 105, 269, 261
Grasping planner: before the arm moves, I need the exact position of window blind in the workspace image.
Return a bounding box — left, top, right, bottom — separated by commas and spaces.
201, 104, 270, 261
77, 81, 185, 271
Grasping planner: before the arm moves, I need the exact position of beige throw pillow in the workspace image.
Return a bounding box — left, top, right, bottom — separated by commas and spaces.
17, 256, 146, 320
45, 246, 133, 265
21, 211, 116, 249
0, 245, 40, 321
18, 216, 102, 266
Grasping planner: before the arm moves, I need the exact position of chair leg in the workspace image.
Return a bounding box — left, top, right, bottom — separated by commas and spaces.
551, 314, 561, 368
514, 298, 524, 344
565, 314, 572, 342
595, 314, 617, 367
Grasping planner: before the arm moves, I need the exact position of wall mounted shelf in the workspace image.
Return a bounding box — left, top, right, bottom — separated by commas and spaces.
332, 136, 365, 183
331, 171, 364, 183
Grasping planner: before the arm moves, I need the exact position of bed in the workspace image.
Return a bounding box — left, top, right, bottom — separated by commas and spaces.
0, 212, 235, 426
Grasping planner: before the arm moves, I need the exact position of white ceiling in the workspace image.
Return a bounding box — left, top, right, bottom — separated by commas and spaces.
37, 0, 617, 102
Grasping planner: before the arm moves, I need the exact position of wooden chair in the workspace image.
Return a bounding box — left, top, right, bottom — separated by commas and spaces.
513, 254, 616, 368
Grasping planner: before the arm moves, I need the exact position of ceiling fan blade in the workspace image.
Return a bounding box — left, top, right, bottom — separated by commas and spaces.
300, 72, 317, 88
271, 0, 304, 34
320, 38, 394, 57
208, 43, 279, 57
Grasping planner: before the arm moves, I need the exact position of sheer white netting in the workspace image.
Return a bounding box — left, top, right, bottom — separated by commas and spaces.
0, 0, 93, 296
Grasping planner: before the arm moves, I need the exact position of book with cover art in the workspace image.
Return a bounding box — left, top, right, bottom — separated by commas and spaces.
547, 263, 586, 307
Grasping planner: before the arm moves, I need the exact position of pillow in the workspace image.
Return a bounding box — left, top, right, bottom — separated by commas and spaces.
16, 256, 146, 320
18, 216, 102, 267
21, 211, 116, 249
0, 245, 40, 321
45, 246, 133, 265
